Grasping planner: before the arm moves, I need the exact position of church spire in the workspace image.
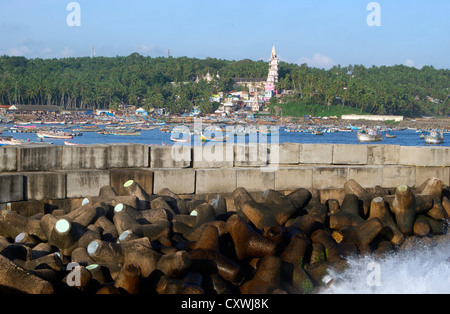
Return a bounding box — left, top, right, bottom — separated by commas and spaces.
267, 44, 279, 84
271, 44, 277, 59
264, 45, 279, 101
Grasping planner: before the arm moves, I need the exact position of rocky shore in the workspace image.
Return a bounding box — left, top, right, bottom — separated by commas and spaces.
0, 177, 449, 294
341, 117, 450, 130
282, 117, 450, 131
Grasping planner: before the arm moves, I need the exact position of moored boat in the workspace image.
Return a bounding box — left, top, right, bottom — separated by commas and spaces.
199, 134, 210, 143
357, 129, 382, 142
37, 132, 73, 139
170, 135, 191, 143
111, 131, 141, 136
424, 131, 444, 144
0, 136, 23, 145
64, 141, 83, 146
205, 134, 229, 142
311, 130, 324, 135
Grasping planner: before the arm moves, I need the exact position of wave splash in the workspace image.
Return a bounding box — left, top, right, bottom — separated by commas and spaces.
319, 236, 450, 294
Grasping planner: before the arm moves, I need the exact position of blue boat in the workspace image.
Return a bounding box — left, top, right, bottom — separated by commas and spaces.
349, 124, 361, 131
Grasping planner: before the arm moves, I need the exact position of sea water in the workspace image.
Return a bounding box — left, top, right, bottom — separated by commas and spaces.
319, 236, 450, 294
5, 126, 450, 147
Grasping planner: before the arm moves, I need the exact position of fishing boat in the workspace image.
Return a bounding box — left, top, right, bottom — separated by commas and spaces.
385, 133, 397, 139
0, 136, 23, 145
424, 131, 444, 144
260, 129, 272, 136
111, 130, 141, 136
349, 124, 361, 131
170, 135, 191, 143
37, 132, 73, 139
205, 134, 229, 142
357, 129, 382, 142
64, 141, 84, 146
199, 134, 210, 143
311, 130, 324, 135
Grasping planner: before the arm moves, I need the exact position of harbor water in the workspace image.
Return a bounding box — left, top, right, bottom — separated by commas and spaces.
3, 125, 449, 147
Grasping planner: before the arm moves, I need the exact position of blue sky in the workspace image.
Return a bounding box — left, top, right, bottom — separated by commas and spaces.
0, 0, 449, 69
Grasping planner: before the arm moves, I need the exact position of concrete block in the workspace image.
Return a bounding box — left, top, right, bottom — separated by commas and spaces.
196, 168, 237, 194
0, 146, 17, 172
399, 146, 450, 167
312, 166, 348, 189
193, 144, 234, 168
62, 144, 108, 170
348, 166, 383, 188
236, 168, 275, 192
150, 145, 191, 168
368, 145, 400, 165
415, 167, 450, 186
234, 143, 270, 167
107, 143, 149, 168
0, 174, 24, 203
17, 145, 62, 171
333, 144, 368, 165
274, 167, 313, 191
24, 172, 66, 201
65, 170, 110, 198
153, 168, 195, 195
110, 168, 154, 196
270, 143, 300, 165
300, 144, 333, 164
381, 166, 416, 188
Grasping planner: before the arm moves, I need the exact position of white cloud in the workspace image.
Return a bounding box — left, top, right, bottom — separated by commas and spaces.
58, 46, 75, 58
38, 48, 53, 58
8, 46, 30, 56
298, 53, 336, 70
404, 59, 415, 67
136, 44, 165, 56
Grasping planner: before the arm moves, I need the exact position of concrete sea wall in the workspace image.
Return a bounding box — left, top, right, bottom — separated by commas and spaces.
0, 143, 449, 204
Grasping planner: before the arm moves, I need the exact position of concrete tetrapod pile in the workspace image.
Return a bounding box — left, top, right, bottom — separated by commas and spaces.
0, 177, 449, 294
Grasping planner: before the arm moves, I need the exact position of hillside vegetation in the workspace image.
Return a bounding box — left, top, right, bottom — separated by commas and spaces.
0, 54, 448, 117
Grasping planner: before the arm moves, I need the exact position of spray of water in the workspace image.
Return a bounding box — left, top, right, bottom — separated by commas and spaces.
319, 236, 450, 294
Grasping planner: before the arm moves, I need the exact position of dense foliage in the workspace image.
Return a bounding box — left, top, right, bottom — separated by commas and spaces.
0, 54, 448, 117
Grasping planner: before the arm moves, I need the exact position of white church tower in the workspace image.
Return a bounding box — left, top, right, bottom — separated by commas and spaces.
265, 45, 279, 101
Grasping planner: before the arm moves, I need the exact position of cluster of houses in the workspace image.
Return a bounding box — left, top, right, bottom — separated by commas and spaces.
1, 46, 282, 118
211, 91, 268, 115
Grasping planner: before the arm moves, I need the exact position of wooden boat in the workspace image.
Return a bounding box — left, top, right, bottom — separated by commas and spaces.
205, 134, 229, 142
357, 129, 382, 142
349, 124, 361, 131
311, 130, 324, 135
0, 137, 23, 145
199, 134, 210, 143
111, 131, 141, 136
170, 135, 191, 143
64, 141, 84, 146
37, 132, 73, 139
159, 127, 171, 133
424, 132, 444, 144
385, 133, 397, 139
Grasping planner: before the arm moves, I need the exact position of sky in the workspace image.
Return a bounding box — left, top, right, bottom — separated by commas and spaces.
0, 0, 449, 69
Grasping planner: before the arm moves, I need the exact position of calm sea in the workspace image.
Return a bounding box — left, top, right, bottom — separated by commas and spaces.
4, 125, 449, 147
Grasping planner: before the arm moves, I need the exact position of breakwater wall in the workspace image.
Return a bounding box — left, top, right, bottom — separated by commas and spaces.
0, 143, 449, 204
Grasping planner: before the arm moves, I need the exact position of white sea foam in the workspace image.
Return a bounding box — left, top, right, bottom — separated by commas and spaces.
319, 237, 450, 294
